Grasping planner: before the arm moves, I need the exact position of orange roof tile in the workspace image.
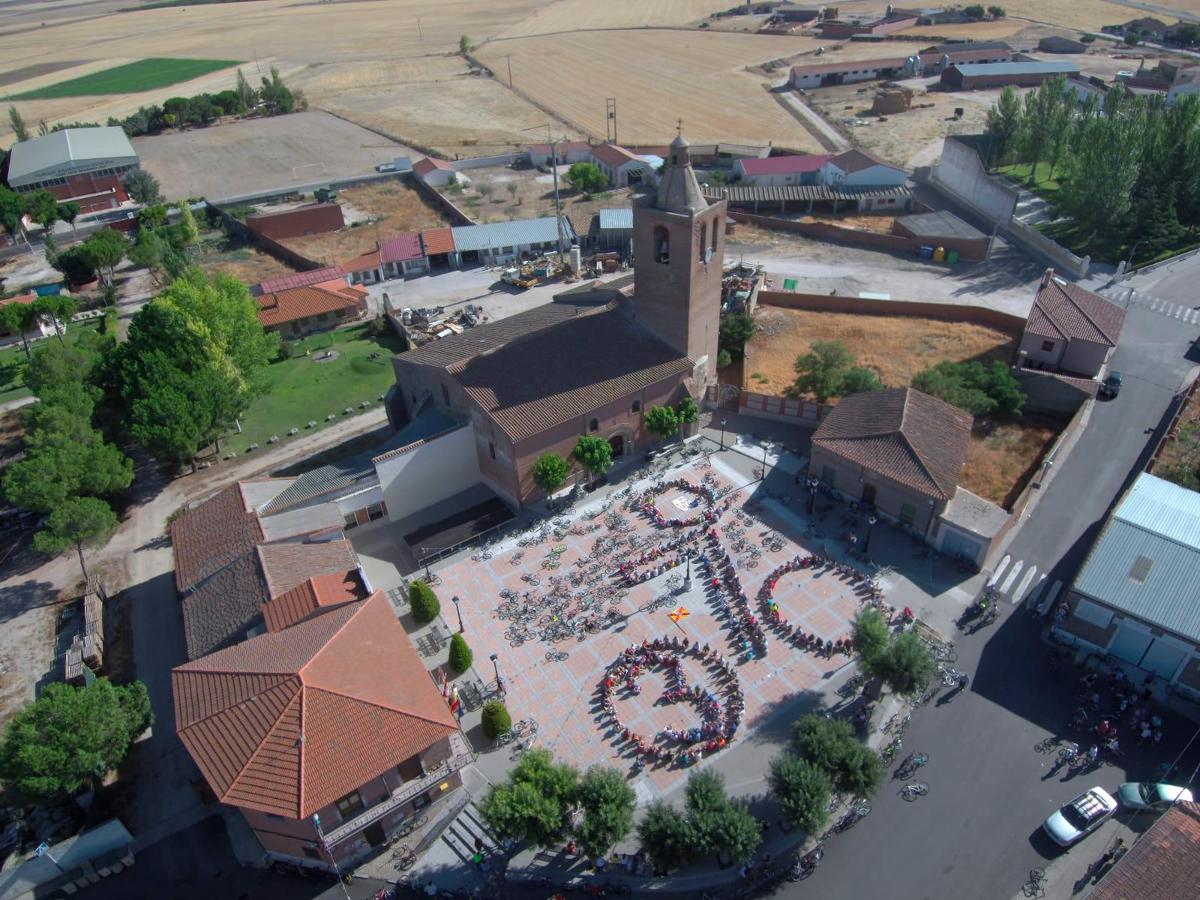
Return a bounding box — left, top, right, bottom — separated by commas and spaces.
262, 570, 367, 633
0, 291, 37, 309
172, 592, 458, 819
412, 157, 452, 177
420, 227, 455, 255
256, 538, 359, 599
591, 143, 642, 169
255, 283, 366, 328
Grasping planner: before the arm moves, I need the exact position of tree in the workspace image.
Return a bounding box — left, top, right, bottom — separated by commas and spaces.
122, 168, 163, 204
7, 105, 29, 142
683, 769, 729, 856
718, 312, 756, 360
637, 801, 695, 874
35, 294, 78, 345
791, 713, 881, 795
448, 633, 473, 673
174, 200, 200, 248
792, 341, 879, 403
985, 86, 1023, 166
677, 396, 699, 424
235, 68, 257, 111
506, 181, 519, 204
565, 162, 608, 195
706, 170, 727, 186
0, 302, 39, 360
875, 632, 935, 695
768, 753, 832, 835
57, 202, 80, 230
711, 800, 762, 865
573, 435, 613, 482
409, 580, 440, 624
32, 497, 119, 582
128, 229, 169, 285
481, 699, 511, 738
963, 3, 985, 17
477, 182, 495, 202
0, 185, 26, 239
574, 766, 636, 858
532, 453, 570, 494
0, 679, 152, 800
479, 748, 578, 847
644, 404, 680, 445
459, 34, 473, 54
851, 607, 890, 667
22, 190, 60, 229
987, 5, 1005, 17
840, 365, 883, 395
912, 360, 1023, 417
82, 228, 129, 287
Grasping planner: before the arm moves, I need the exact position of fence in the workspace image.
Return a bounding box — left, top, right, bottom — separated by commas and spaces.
754, 289, 1027, 333
410, 177, 476, 226
738, 390, 826, 426
207, 201, 324, 271
729, 210, 914, 252
452, 152, 524, 171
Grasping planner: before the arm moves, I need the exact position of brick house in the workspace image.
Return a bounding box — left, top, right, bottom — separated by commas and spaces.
343, 233, 430, 284
255, 280, 368, 337
172, 591, 467, 871
1017, 269, 1125, 378
809, 388, 973, 537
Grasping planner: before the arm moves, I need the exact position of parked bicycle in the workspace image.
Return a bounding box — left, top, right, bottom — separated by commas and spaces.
1022, 867, 1046, 899
899, 782, 929, 802
788, 844, 824, 881
391, 844, 416, 871
1034, 736, 1064, 754
824, 798, 871, 837
894, 752, 928, 780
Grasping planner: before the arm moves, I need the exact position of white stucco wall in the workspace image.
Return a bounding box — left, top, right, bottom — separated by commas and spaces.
374, 425, 482, 523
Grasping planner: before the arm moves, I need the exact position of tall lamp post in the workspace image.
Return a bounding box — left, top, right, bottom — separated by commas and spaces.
452, 595, 464, 633
719, 418, 727, 451
864, 515, 878, 557
806, 477, 818, 516
490, 653, 503, 695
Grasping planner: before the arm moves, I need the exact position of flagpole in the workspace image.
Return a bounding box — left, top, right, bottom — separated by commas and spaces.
312, 813, 353, 900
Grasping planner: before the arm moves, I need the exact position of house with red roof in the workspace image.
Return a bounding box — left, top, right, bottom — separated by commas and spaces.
255, 280, 368, 337
733, 153, 833, 187
342, 232, 428, 284
1018, 268, 1126, 378
411, 156, 456, 188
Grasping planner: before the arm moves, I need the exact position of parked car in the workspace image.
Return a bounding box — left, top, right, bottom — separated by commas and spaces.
1100, 371, 1123, 398
1043, 787, 1119, 847
1117, 782, 1194, 812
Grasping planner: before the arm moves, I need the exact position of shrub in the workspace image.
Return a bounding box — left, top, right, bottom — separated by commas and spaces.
876, 632, 936, 696
481, 699, 512, 738
768, 753, 832, 835
409, 580, 440, 624
852, 607, 890, 667
912, 360, 1024, 417
677, 396, 699, 424
532, 453, 570, 493
448, 633, 473, 674
718, 312, 756, 360
717, 348, 733, 368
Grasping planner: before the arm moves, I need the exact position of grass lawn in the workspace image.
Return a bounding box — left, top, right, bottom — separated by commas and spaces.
7, 58, 241, 99
0, 319, 105, 406
222, 324, 404, 457
995, 162, 1066, 205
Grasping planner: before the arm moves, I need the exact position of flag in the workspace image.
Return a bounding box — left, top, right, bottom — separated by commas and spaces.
669, 605, 690, 623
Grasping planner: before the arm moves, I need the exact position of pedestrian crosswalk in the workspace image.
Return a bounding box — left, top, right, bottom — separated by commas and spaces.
1101, 287, 1200, 324
986, 553, 1061, 611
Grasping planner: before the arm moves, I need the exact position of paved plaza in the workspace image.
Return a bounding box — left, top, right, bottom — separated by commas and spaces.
435, 453, 883, 801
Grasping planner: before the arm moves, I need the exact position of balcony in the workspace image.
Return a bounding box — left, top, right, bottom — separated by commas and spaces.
323, 734, 472, 846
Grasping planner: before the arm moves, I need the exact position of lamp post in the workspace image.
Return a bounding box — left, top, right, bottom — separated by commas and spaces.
489, 653, 502, 695
761, 441, 769, 482
683, 553, 692, 591
864, 515, 877, 557
719, 418, 727, 451
806, 477, 818, 516
452, 595, 464, 633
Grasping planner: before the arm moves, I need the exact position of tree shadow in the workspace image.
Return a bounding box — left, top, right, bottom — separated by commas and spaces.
0, 576, 58, 625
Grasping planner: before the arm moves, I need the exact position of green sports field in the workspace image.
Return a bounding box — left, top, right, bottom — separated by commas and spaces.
7, 58, 241, 99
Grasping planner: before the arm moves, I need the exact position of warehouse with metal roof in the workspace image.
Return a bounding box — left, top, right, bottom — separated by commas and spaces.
447, 216, 575, 266
941, 60, 1079, 90
5, 125, 140, 213
1054, 473, 1200, 693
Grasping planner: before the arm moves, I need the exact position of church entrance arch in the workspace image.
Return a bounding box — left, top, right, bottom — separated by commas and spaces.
606, 425, 635, 458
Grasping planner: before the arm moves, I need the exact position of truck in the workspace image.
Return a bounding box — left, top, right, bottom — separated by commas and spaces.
501, 267, 538, 289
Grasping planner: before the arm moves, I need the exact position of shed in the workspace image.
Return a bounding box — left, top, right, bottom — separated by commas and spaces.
596, 207, 634, 253
892, 210, 990, 261
942, 61, 1079, 90
1038, 36, 1088, 54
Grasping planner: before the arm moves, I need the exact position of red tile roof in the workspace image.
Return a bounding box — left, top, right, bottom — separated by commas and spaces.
256, 267, 347, 295
738, 154, 833, 176
591, 143, 643, 169
171, 483, 262, 594
1027, 272, 1125, 347
256, 282, 366, 328
380, 232, 423, 263
256, 537, 360, 599
0, 291, 37, 309
1090, 801, 1200, 900
813, 387, 973, 500
828, 148, 897, 174
413, 157, 452, 177
420, 227, 455, 256
173, 592, 458, 819
262, 570, 366, 633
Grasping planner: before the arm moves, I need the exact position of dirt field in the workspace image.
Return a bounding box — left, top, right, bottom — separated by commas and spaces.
476, 30, 829, 148
962, 416, 1062, 508
745, 305, 1019, 397
496, 0, 733, 36
444, 164, 635, 230
133, 111, 415, 201
194, 231, 298, 284
278, 181, 453, 266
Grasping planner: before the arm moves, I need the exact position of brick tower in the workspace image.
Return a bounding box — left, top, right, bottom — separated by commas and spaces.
631, 133, 727, 385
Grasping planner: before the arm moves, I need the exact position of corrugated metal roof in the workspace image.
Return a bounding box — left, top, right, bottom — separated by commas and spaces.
598, 208, 633, 230
7, 126, 137, 186
450, 216, 575, 252
1073, 474, 1200, 642
703, 184, 911, 202
952, 61, 1078, 76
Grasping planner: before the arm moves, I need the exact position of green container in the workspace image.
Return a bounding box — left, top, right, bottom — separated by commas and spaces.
946, 248, 960, 265
783, 278, 798, 291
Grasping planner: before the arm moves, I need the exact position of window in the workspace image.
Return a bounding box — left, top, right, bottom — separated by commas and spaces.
632, 400, 641, 413
712, 216, 718, 253
1041, 340, 1056, 352
821, 465, 836, 487
441, 384, 450, 406
367, 503, 385, 522
488, 442, 496, 460
589, 418, 599, 432
335, 791, 365, 818
900, 503, 916, 526
699, 223, 707, 262
343, 512, 359, 530
653, 225, 670, 264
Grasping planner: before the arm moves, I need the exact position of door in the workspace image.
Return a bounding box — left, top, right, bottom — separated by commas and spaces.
861, 483, 877, 508
1140, 639, 1187, 679
363, 822, 386, 847
1108, 625, 1152, 666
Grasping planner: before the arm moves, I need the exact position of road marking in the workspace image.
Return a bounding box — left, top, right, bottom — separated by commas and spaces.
1019, 572, 1046, 607
999, 559, 1024, 594
1012, 565, 1039, 604
987, 555, 1010, 588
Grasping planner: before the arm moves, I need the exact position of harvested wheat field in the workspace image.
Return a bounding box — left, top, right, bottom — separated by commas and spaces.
497, 0, 733, 37
476, 30, 827, 147
745, 305, 1019, 397
962, 417, 1062, 509
196, 234, 298, 285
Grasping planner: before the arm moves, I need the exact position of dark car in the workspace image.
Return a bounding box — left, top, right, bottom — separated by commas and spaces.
1101, 371, 1123, 398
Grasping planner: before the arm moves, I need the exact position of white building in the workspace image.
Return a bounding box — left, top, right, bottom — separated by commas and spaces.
820, 149, 908, 188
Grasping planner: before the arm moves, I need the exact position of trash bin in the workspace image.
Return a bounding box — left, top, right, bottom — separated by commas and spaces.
946, 248, 960, 264
783, 278, 798, 291
933, 246, 946, 262
919, 245, 934, 259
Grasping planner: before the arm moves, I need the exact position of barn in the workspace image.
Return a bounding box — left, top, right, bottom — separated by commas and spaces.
6, 126, 139, 214
941, 61, 1079, 91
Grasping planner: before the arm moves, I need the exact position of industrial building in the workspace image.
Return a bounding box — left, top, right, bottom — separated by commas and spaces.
446, 216, 575, 267
5, 126, 139, 214
941, 60, 1079, 90
789, 41, 1011, 89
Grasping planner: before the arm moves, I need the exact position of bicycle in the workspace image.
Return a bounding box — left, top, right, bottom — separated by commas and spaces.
1022, 867, 1046, 899
894, 752, 928, 780
396, 813, 427, 837
824, 798, 871, 837
391, 844, 416, 871
788, 844, 824, 881
545, 649, 569, 662
899, 782, 929, 802
1034, 736, 1063, 755
880, 737, 902, 764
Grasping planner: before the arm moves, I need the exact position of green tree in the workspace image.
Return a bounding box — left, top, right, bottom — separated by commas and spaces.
565, 162, 608, 195
235, 68, 257, 111
768, 753, 832, 834
985, 86, 1023, 166
644, 404, 680, 445
22, 190, 60, 229
852, 606, 890, 667
718, 312, 756, 360
0, 302, 39, 360
573, 435, 613, 482
122, 168, 163, 204
7, 105, 29, 142
35, 294, 78, 345
174, 200, 200, 248
683, 769, 729, 856
711, 800, 762, 865
637, 801, 695, 874
409, 580, 440, 624
841, 365, 883, 395
0, 185, 26, 240
448, 633, 473, 673
987, 5, 1005, 16
1019, 76, 1069, 184
481, 699, 512, 738
32, 497, 119, 582
677, 396, 699, 424
963, 3, 984, 16
532, 453, 570, 494
791, 713, 881, 795
22, 336, 108, 405
57, 202, 80, 230
0, 679, 152, 800
128, 229, 169, 286
82, 228, 130, 287
912, 360, 1023, 417
875, 632, 936, 695
479, 748, 578, 847
574, 766, 636, 858
792, 340, 878, 403
459, 34, 473, 54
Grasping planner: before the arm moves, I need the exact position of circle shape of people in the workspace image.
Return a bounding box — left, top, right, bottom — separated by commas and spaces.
637, 478, 722, 528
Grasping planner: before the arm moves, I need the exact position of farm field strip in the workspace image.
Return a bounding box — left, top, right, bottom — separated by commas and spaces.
6, 57, 241, 98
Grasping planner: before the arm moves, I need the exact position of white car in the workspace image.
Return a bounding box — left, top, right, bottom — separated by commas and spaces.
1117, 782, 1194, 812
1043, 787, 1119, 847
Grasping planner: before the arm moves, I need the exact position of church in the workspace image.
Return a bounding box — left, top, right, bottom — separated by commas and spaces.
387, 135, 728, 509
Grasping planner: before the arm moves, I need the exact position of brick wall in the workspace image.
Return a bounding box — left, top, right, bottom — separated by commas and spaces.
754, 290, 1027, 333
247, 203, 344, 240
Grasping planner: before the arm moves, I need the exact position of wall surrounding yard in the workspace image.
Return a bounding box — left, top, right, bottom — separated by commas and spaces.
755, 290, 1026, 332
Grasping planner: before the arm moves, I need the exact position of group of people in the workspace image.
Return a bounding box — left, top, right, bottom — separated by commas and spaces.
703, 528, 769, 660
598, 637, 743, 769
756, 554, 859, 659
1079, 668, 1166, 751
618, 528, 704, 585
637, 479, 725, 529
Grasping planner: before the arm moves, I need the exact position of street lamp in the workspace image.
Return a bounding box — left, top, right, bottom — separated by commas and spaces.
761, 441, 769, 482
452, 595, 464, 633
806, 477, 818, 516
864, 515, 878, 557
719, 418, 727, 451
489, 653, 502, 693
1126, 238, 1147, 272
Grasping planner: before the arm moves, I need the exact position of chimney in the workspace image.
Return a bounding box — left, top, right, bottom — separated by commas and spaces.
1040, 267, 1055, 289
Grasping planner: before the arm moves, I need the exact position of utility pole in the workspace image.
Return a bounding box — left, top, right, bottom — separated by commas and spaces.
606, 97, 618, 144
417, 18, 423, 41
522, 124, 566, 260
507, 55, 513, 88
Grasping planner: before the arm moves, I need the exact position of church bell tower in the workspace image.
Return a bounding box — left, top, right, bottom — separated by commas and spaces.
631, 132, 727, 385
